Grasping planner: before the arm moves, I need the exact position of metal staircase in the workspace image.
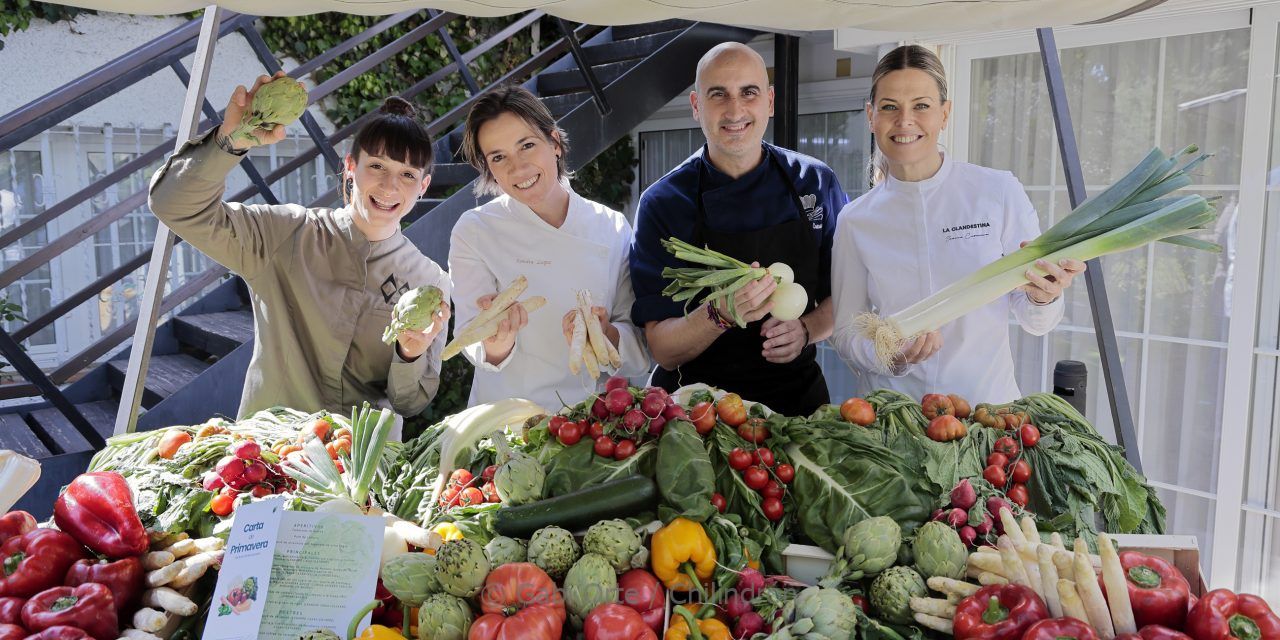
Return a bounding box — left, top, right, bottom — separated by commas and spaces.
0, 10, 755, 515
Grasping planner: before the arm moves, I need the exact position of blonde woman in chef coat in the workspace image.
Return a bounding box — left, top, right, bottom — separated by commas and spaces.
831, 45, 1086, 403
449, 85, 649, 408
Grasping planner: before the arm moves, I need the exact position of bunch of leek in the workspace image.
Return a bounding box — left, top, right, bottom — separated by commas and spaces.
661, 237, 808, 326
855, 145, 1218, 371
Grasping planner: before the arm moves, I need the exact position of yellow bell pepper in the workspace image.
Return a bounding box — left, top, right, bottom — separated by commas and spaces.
651, 518, 716, 597
665, 604, 732, 640
433, 522, 464, 541
355, 625, 405, 640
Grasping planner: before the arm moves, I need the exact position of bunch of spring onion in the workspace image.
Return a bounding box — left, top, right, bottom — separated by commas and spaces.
855, 145, 1219, 371
661, 237, 808, 326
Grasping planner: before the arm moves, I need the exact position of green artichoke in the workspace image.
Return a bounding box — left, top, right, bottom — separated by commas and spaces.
230, 76, 308, 146
484, 536, 528, 567
870, 565, 927, 625
582, 520, 643, 573
381, 553, 438, 607
528, 526, 580, 581
819, 515, 901, 587
564, 553, 618, 629
780, 586, 858, 640
383, 286, 445, 344
417, 593, 473, 640
913, 521, 968, 580
492, 437, 545, 505
433, 539, 490, 598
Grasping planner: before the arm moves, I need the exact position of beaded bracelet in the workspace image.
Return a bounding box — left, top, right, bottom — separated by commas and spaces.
705, 301, 733, 331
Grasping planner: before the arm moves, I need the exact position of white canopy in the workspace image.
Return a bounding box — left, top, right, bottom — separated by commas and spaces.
45, 0, 1167, 32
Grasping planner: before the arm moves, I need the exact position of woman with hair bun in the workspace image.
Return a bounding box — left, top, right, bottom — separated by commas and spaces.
449, 85, 648, 408
831, 45, 1085, 402
148, 71, 450, 432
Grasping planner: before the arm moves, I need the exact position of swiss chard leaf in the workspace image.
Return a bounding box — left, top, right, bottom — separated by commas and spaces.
656, 419, 717, 523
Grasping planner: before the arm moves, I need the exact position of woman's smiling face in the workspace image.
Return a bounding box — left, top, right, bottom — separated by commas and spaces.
346, 151, 430, 233
478, 111, 565, 211
868, 68, 951, 176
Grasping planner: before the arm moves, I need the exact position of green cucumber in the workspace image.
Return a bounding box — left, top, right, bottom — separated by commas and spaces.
492, 475, 657, 537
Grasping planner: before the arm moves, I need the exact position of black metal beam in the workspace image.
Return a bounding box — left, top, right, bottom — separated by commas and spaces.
169, 61, 280, 206
0, 13, 257, 153
237, 24, 344, 175
773, 34, 800, 150
555, 18, 611, 115
1037, 27, 1143, 472
429, 9, 481, 96
0, 328, 103, 451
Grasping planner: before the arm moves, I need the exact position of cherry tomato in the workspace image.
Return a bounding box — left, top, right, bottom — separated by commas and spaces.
690, 402, 717, 434
983, 464, 1007, 488
329, 438, 351, 457
986, 452, 1009, 469
994, 436, 1021, 457
762, 496, 784, 522
1007, 483, 1029, 508
482, 482, 501, 503
589, 421, 606, 440
728, 447, 753, 471
449, 469, 474, 488
1019, 424, 1041, 448
753, 448, 775, 468
481, 465, 497, 482
441, 486, 460, 507
716, 393, 748, 427
594, 436, 616, 458
558, 421, 583, 446
1011, 459, 1032, 484
210, 492, 235, 516
548, 415, 567, 437
738, 418, 770, 445
744, 466, 770, 491
460, 487, 485, 506
762, 480, 785, 500
774, 463, 795, 484
614, 439, 636, 461
711, 493, 727, 513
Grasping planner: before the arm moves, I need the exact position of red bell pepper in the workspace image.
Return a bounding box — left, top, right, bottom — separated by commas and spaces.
1187, 590, 1280, 640
52, 473, 148, 559
617, 569, 665, 634
1137, 625, 1195, 640
584, 603, 659, 640
1023, 617, 1100, 640
0, 513, 35, 547
0, 624, 24, 640
20, 583, 117, 640
953, 584, 1049, 640
23, 627, 92, 640
63, 557, 143, 617
0, 530, 86, 598
1114, 551, 1191, 630
0, 597, 20, 625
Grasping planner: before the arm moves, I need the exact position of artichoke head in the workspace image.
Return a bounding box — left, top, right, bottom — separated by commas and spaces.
913, 521, 968, 580
381, 553, 438, 607
564, 553, 618, 629
417, 593, 474, 640
484, 536, 528, 567
528, 526, 580, 581
819, 515, 901, 587
582, 519, 643, 573
433, 538, 490, 598
493, 438, 545, 505
382, 286, 445, 344
232, 76, 308, 146
869, 565, 927, 625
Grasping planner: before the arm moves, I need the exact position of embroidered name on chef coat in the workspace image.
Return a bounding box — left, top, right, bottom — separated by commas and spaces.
381, 274, 411, 304
801, 193, 824, 229
941, 221, 992, 241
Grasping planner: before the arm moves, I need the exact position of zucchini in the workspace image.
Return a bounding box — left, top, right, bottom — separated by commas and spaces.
492, 475, 657, 537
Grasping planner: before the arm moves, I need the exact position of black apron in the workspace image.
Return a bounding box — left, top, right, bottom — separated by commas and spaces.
652, 147, 829, 416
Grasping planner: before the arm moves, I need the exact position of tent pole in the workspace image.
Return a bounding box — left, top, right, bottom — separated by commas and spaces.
1036, 27, 1143, 472
113, 5, 224, 435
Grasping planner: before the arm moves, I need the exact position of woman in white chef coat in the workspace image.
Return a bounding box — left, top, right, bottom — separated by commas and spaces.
831, 45, 1086, 403
449, 85, 648, 408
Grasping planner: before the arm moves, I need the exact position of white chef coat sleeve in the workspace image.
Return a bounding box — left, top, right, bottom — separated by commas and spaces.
1001, 174, 1065, 335
609, 220, 651, 379
830, 204, 912, 378
447, 217, 518, 371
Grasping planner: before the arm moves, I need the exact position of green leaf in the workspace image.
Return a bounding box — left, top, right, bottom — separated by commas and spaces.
656, 419, 718, 523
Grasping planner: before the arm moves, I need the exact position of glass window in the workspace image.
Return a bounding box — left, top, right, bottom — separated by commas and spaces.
0, 149, 56, 348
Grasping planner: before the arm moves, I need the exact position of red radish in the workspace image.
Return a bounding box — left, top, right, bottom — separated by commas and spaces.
950, 478, 977, 510
218, 457, 247, 484
735, 612, 766, 639
974, 513, 994, 535
947, 508, 968, 527
959, 526, 978, 547
605, 388, 633, 415
605, 376, 629, 393
251, 485, 272, 499
647, 416, 667, 436
592, 397, 609, 420
202, 471, 224, 491
242, 460, 269, 484
623, 409, 647, 432
231, 440, 261, 460
736, 567, 765, 598
723, 593, 752, 619
640, 394, 666, 418
931, 509, 946, 522
987, 496, 1012, 519
662, 404, 687, 421
482, 465, 498, 482
711, 493, 727, 513
644, 386, 669, 404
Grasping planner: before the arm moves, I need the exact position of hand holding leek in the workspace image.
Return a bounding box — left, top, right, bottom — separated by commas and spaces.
660, 237, 808, 327
855, 145, 1218, 371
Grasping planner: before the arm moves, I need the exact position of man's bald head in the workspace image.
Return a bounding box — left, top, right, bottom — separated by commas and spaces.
695, 42, 769, 93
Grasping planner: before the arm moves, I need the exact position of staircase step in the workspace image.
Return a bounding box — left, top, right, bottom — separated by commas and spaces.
173, 309, 254, 358
431, 162, 480, 188
28, 400, 119, 454
106, 354, 212, 409
0, 412, 51, 458
537, 60, 641, 97
583, 31, 677, 65
612, 20, 690, 41
543, 92, 591, 118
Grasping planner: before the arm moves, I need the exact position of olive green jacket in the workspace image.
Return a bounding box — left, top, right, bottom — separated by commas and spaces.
148, 131, 449, 419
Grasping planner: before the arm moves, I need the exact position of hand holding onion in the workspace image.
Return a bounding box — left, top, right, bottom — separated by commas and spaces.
660, 238, 808, 326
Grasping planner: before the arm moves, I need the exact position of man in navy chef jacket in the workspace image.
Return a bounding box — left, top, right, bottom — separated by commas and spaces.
630, 42, 848, 416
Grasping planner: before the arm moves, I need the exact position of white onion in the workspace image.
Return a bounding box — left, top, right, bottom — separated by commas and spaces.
767, 262, 795, 285
769, 282, 808, 320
